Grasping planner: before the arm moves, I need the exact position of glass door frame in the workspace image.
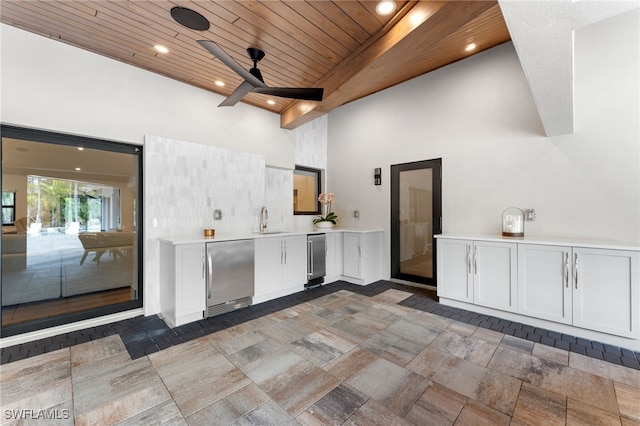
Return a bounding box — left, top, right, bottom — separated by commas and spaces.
1, 124, 144, 337
390, 158, 442, 286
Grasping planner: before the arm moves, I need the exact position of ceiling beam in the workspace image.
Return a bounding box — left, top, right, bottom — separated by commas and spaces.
281, 0, 500, 130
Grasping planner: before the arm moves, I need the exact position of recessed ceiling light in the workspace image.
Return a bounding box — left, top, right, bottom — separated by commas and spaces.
75, 167, 81, 171
267, 99, 276, 105
77, 147, 84, 151
376, 0, 396, 16
215, 80, 225, 87
154, 44, 169, 54
465, 43, 477, 52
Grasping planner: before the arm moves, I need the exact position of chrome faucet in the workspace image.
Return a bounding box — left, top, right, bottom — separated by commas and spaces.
260, 207, 268, 232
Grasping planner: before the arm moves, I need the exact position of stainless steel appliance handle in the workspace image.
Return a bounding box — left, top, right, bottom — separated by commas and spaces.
308, 239, 313, 276
207, 250, 212, 299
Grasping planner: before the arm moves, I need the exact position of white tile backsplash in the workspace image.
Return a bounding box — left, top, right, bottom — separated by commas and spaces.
143, 135, 266, 314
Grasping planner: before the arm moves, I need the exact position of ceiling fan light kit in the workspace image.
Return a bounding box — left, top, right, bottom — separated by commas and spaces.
170, 6, 324, 107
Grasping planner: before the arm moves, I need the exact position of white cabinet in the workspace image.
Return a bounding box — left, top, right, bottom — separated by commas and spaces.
342, 231, 383, 285
518, 244, 572, 324
437, 239, 517, 312
159, 242, 206, 327
572, 247, 639, 338
254, 235, 307, 303
518, 244, 639, 338
437, 238, 473, 303
325, 232, 343, 283
474, 241, 518, 312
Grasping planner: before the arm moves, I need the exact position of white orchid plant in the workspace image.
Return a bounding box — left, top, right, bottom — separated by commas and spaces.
313, 192, 338, 224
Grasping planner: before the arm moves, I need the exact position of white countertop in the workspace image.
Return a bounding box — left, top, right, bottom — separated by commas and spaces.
159, 227, 384, 245
435, 233, 640, 251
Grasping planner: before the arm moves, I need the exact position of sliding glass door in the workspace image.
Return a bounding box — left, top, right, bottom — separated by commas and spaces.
1, 126, 143, 337
391, 159, 442, 286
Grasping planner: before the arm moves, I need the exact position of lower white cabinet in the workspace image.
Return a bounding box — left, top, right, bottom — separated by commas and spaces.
254, 235, 307, 302
325, 232, 343, 283
437, 239, 517, 312
517, 244, 572, 324
572, 247, 639, 338
438, 236, 640, 341
518, 244, 639, 338
342, 231, 383, 285
159, 242, 206, 327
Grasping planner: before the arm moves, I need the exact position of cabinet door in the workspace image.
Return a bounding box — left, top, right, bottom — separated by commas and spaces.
572, 248, 640, 338
175, 244, 206, 316
436, 239, 473, 302
343, 233, 361, 279
518, 244, 572, 324
254, 237, 283, 297
473, 241, 517, 312
282, 235, 307, 289
325, 232, 343, 281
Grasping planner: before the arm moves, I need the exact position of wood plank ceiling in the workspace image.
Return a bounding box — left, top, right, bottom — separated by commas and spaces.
1, 1, 511, 129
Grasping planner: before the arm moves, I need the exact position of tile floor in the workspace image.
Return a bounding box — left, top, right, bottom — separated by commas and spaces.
2, 282, 640, 425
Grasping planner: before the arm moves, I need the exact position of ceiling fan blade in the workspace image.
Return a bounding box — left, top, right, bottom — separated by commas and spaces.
218, 81, 254, 107
252, 87, 324, 102
197, 40, 266, 88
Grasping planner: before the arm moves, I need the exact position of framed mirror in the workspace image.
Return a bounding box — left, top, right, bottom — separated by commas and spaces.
293, 166, 321, 215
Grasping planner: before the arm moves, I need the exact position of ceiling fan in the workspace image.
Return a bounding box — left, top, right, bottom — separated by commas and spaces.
170, 7, 324, 107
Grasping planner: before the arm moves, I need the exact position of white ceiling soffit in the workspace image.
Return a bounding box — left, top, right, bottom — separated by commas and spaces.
499, 0, 639, 137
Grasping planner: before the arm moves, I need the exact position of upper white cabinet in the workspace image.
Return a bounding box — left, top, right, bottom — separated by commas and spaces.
342, 231, 383, 285
439, 235, 640, 341
437, 238, 517, 312
254, 235, 307, 303
159, 242, 206, 327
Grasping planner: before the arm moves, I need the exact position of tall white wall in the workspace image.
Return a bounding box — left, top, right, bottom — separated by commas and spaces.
0, 24, 295, 169
327, 9, 639, 279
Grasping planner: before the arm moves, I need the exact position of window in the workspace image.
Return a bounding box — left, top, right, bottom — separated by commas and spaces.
2, 191, 16, 225
1, 125, 143, 337
293, 166, 321, 215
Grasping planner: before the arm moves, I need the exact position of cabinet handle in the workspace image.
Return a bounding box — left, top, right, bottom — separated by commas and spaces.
284, 240, 287, 264
358, 242, 361, 257
473, 246, 478, 275
564, 252, 569, 288
574, 253, 579, 289
280, 240, 284, 264
467, 245, 471, 274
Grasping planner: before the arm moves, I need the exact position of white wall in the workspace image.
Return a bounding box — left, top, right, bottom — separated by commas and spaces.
327, 9, 639, 280
0, 24, 329, 319
0, 24, 295, 169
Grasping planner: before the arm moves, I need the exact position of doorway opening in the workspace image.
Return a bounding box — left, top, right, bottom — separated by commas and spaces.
391, 159, 442, 286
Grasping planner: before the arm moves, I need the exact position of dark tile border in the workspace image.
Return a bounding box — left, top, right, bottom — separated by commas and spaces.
2, 280, 639, 371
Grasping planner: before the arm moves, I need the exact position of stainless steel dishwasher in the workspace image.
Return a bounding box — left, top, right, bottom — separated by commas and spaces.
206, 239, 254, 317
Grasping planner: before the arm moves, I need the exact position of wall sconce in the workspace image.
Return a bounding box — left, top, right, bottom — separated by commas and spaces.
374, 168, 382, 186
